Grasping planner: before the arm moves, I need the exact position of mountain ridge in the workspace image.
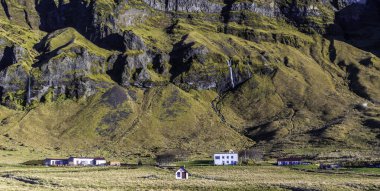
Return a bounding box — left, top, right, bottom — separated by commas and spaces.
0, 0, 379, 162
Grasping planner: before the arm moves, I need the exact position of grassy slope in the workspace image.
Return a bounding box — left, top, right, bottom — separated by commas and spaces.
0, 1, 378, 163
0, 84, 251, 162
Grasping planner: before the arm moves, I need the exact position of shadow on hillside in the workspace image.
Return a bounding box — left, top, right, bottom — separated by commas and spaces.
326, 0, 380, 58
1, 0, 11, 20
34, 0, 125, 51
0, 46, 16, 71
169, 34, 194, 81
32, 37, 74, 68
0, 86, 3, 103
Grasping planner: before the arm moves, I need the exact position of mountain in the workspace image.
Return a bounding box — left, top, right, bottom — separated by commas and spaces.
0, 0, 379, 161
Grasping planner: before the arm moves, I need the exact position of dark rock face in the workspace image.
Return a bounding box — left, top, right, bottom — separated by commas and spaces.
108, 31, 153, 88
35, 47, 108, 101
330, 0, 367, 10
231, 2, 280, 17
0, 0, 377, 106
141, 0, 333, 33
0, 41, 30, 108
332, 0, 379, 32
123, 31, 146, 51
0, 64, 28, 108
141, 0, 280, 18
169, 35, 252, 92
142, 0, 224, 13
35, 1, 94, 32
34, 0, 125, 50
0, 46, 17, 71
333, 0, 380, 56
0, 32, 111, 107
141, 0, 331, 20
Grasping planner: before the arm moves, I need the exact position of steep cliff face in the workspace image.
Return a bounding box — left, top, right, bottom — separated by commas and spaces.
0, 0, 379, 160
142, 0, 224, 13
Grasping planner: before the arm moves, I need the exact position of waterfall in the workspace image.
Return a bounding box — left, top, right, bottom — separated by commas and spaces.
27, 75, 31, 104
227, 59, 235, 89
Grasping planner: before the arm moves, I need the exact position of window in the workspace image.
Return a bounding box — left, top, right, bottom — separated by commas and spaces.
177, 172, 181, 177
222, 156, 224, 159
215, 156, 220, 160
227, 156, 229, 159
227, 161, 229, 164
231, 156, 234, 159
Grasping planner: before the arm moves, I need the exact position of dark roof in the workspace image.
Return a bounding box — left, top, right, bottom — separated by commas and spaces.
178, 166, 188, 173
277, 158, 303, 162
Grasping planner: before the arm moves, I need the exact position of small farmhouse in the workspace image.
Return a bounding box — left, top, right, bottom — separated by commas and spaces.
45, 157, 107, 166
44, 158, 68, 166
68, 157, 107, 166
277, 158, 303, 166
214, 151, 238, 165
175, 166, 189, 180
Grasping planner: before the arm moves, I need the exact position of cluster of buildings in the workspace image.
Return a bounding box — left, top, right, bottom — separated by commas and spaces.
44, 157, 107, 166
47, 151, 370, 180
44, 152, 379, 181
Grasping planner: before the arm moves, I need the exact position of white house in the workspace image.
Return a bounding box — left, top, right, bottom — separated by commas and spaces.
175, 166, 189, 180
213, 152, 238, 165
44, 158, 68, 166
68, 157, 94, 166
94, 157, 107, 166
67, 157, 107, 166
44, 157, 107, 166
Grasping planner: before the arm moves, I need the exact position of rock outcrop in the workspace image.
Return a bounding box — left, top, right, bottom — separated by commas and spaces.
142, 0, 224, 13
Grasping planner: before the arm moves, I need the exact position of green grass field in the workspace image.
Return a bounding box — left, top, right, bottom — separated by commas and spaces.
0, 165, 379, 191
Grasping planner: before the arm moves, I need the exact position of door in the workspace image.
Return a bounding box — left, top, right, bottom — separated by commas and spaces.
182, 172, 187, 179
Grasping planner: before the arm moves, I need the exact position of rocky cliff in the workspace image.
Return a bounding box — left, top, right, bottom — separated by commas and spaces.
0, 0, 379, 160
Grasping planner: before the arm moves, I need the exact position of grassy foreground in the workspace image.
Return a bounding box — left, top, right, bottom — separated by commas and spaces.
0, 165, 379, 191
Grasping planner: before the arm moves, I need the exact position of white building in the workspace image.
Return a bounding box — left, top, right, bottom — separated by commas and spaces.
68, 157, 107, 166
94, 158, 107, 166
44, 157, 107, 166
175, 167, 189, 180
213, 152, 238, 165
44, 158, 68, 166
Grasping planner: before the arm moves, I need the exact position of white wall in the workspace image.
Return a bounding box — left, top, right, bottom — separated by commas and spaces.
72, 158, 94, 166
95, 160, 107, 166
46, 160, 66, 166
175, 169, 188, 179
214, 153, 238, 165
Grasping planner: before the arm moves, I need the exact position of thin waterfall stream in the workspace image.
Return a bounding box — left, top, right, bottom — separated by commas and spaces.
227, 59, 235, 89
27, 75, 31, 104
